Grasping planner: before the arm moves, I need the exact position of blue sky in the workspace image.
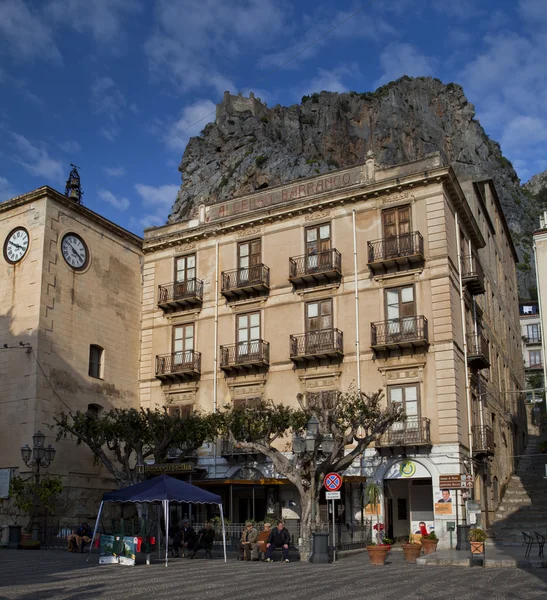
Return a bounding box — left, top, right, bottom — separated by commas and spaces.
0, 0, 546, 236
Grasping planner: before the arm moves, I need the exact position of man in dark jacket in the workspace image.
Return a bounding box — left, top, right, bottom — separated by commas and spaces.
189, 522, 216, 558
173, 518, 196, 557
265, 521, 291, 562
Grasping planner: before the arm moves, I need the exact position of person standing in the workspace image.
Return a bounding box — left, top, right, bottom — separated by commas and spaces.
265, 521, 291, 563
237, 521, 258, 561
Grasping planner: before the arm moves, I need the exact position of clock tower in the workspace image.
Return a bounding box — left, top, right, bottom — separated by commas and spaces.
0, 177, 142, 522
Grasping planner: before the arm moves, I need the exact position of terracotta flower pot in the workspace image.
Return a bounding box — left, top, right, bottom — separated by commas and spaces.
470, 541, 485, 555
366, 545, 390, 565
421, 539, 438, 555
401, 543, 422, 563
19, 539, 41, 550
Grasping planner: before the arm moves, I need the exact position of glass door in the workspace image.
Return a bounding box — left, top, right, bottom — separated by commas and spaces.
173, 324, 194, 368
306, 223, 331, 271
237, 312, 260, 360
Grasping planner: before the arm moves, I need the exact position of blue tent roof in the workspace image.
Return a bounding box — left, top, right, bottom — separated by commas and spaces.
102, 474, 222, 504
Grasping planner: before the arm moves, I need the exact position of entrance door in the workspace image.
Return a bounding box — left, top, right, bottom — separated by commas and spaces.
238, 239, 261, 284
306, 298, 333, 352
383, 206, 411, 257
306, 223, 331, 271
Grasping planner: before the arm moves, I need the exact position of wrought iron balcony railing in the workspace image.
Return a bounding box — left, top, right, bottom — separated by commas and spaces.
461, 254, 485, 295
155, 351, 201, 380
158, 278, 203, 310
466, 332, 490, 369
289, 249, 342, 285
376, 418, 431, 447
472, 425, 494, 456
367, 232, 424, 273
221, 264, 270, 299
220, 340, 270, 371
290, 329, 344, 361
370, 316, 429, 351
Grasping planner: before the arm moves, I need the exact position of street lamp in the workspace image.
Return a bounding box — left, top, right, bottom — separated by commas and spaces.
21, 431, 56, 484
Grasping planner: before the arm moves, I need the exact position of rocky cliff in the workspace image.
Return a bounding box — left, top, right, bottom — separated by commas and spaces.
170, 77, 541, 298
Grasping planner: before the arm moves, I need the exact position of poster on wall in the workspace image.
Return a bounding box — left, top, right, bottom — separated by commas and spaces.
434, 489, 454, 515
365, 503, 381, 516
411, 521, 435, 535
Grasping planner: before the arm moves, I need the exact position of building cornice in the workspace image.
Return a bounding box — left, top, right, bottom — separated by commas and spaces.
0, 186, 143, 248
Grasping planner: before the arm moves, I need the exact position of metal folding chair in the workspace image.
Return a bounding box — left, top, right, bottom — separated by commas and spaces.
522, 532, 534, 558
535, 532, 545, 558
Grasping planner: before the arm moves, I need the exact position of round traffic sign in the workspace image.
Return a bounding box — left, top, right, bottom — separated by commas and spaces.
324, 472, 342, 491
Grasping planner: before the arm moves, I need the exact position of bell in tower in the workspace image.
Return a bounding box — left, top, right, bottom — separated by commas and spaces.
65, 164, 83, 204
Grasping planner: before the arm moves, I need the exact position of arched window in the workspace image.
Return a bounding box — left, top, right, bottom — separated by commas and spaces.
89, 345, 104, 379
87, 403, 104, 417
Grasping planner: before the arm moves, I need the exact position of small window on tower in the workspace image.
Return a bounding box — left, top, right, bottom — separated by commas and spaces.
89, 345, 104, 379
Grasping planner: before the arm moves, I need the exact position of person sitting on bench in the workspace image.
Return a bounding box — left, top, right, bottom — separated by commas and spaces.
189, 522, 216, 558
265, 521, 290, 563
173, 518, 196, 557
255, 522, 271, 560
237, 521, 259, 561
68, 522, 92, 553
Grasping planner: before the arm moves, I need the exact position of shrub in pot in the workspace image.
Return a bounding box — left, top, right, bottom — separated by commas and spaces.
366, 538, 393, 566
421, 532, 438, 555
469, 528, 487, 555
401, 535, 422, 563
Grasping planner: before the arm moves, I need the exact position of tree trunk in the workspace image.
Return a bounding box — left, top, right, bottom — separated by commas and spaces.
299, 498, 313, 562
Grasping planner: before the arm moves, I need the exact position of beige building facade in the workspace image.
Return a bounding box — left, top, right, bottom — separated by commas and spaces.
140, 153, 525, 545
532, 212, 547, 409
0, 185, 142, 523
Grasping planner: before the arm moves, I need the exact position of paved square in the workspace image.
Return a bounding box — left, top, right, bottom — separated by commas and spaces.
1, 549, 547, 600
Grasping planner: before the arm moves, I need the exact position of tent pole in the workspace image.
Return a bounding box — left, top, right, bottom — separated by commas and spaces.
220, 503, 227, 563
157, 503, 161, 560
88, 501, 104, 562
164, 500, 169, 567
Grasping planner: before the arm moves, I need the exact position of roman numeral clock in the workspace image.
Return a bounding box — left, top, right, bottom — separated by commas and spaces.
3, 227, 29, 264
61, 233, 88, 270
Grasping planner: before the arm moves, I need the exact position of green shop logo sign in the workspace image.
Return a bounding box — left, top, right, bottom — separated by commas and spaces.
399, 461, 416, 477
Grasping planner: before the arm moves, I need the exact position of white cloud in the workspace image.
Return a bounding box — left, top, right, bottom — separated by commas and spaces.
134, 183, 179, 229
165, 100, 216, 151
0, 0, 61, 64
10, 132, 64, 183
103, 166, 126, 177
98, 188, 130, 211
58, 140, 81, 154
90, 77, 127, 120
145, 0, 291, 94
374, 43, 436, 87
100, 125, 120, 142
0, 175, 17, 202
298, 65, 359, 97
45, 0, 142, 44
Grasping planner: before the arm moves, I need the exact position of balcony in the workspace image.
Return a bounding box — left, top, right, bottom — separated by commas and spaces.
376, 418, 431, 449
523, 335, 542, 344
461, 254, 485, 295
467, 332, 490, 369
221, 264, 269, 300
220, 439, 262, 462
367, 232, 424, 274
289, 329, 344, 362
472, 425, 495, 456
288, 249, 342, 287
158, 278, 203, 311
370, 316, 429, 352
220, 340, 270, 373
155, 351, 201, 381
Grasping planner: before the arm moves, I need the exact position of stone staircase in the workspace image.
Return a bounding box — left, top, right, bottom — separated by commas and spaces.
489, 432, 547, 545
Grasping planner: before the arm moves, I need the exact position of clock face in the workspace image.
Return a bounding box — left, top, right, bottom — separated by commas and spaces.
61, 233, 88, 270
4, 227, 29, 264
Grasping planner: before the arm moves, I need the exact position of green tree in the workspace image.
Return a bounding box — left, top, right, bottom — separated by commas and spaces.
218, 388, 403, 560
9, 475, 63, 532
55, 407, 220, 489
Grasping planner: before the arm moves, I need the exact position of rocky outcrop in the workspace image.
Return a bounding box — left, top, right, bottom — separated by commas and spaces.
170, 77, 542, 297
524, 171, 547, 197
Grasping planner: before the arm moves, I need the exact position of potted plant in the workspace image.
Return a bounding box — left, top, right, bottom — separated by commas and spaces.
366, 537, 393, 565
421, 531, 438, 555
401, 525, 422, 563
469, 528, 487, 555
540, 441, 547, 454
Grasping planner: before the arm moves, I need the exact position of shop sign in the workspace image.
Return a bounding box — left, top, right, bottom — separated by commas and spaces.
141, 463, 194, 475
399, 460, 416, 477
439, 474, 473, 489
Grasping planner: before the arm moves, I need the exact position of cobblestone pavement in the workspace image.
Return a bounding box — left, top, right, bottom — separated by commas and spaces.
1, 550, 547, 600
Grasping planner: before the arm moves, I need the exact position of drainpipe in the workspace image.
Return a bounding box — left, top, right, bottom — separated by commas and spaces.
533, 240, 547, 414
455, 213, 475, 493
213, 239, 219, 478
352, 210, 362, 395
